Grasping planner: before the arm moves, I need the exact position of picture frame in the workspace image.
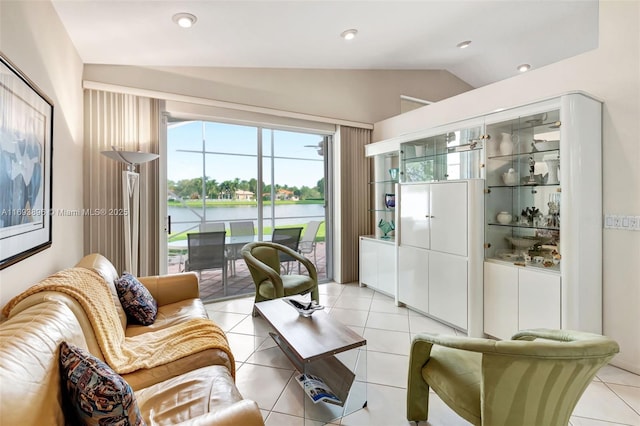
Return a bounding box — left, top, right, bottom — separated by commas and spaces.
0, 53, 54, 269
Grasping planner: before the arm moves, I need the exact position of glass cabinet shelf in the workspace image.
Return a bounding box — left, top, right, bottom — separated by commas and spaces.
369, 179, 398, 185
487, 183, 561, 189
485, 257, 561, 273
488, 148, 559, 160
400, 125, 484, 183
487, 222, 560, 231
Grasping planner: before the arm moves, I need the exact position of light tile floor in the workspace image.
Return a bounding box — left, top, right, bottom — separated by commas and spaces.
205, 282, 640, 426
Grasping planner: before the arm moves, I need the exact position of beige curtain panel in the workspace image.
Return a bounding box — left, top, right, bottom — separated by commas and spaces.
338, 126, 372, 283
84, 90, 160, 276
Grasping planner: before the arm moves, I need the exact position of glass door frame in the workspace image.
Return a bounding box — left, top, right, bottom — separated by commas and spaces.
159, 113, 333, 284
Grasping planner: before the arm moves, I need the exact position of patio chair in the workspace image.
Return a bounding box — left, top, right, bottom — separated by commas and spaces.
407, 329, 619, 426
228, 221, 255, 275
200, 222, 226, 232
272, 227, 303, 273
298, 220, 322, 267
184, 231, 228, 296
241, 241, 319, 315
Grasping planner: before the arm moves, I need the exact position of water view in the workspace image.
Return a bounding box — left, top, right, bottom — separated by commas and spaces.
168, 202, 325, 236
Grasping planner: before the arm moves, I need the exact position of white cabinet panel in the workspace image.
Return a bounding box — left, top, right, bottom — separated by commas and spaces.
399, 184, 430, 249
519, 269, 561, 331
428, 252, 468, 330
360, 237, 396, 297
359, 238, 377, 287
484, 262, 519, 340
398, 246, 429, 313
430, 182, 468, 256
377, 243, 396, 295
484, 261, 561, 338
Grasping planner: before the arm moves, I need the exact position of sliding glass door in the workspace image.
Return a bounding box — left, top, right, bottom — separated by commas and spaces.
166, 118, 329, 302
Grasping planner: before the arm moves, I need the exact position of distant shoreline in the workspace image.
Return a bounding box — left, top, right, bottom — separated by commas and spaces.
168, 199, 324, 208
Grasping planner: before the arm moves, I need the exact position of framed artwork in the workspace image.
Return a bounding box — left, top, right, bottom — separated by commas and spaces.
0, 53, 53, 269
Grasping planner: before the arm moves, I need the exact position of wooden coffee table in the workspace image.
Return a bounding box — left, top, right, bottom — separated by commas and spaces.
254, 299, 367, 421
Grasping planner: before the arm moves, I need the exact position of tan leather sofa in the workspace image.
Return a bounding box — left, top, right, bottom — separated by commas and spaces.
0, 254, 264, 426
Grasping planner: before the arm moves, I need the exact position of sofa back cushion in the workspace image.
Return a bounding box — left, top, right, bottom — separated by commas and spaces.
76, 253, 128, 330
0, 301, 88, 426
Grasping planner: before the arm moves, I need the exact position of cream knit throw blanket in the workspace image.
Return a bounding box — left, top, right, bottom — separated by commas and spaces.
2, 267, 235, 377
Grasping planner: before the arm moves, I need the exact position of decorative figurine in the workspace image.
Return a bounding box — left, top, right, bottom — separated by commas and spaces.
521, 207, 541, 226
378, 219, 395, 239
526, 156, 537, 185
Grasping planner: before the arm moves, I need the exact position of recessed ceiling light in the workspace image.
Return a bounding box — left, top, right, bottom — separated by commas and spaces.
172, 13, 197, 28
340, 29, 358, 40
456, 40, 472, 49
518, 63, 531, 72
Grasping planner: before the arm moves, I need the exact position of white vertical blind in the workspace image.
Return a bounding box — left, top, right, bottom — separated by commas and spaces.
84, 90, 160, 275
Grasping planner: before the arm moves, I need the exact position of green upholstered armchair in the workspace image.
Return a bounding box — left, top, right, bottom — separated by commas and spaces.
241, 242, 319, 310
407, 329, 619, 426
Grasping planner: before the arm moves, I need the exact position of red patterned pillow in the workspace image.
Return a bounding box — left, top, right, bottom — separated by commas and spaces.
115, 273, 158, 325
59, 341, 146, 426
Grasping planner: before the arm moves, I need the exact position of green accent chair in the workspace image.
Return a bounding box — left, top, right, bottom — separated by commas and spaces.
407, 329, 619, 426
241, 242, 319, 313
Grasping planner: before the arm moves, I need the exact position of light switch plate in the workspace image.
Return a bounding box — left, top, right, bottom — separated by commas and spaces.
604, 214, 640, 230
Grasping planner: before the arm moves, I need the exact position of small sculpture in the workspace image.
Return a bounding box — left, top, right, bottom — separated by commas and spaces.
526, 156, 537, 185
378, 219, 395, 239
521, 207, 541, 226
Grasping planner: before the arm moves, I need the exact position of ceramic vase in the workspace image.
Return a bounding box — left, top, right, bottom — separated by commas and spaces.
502, 168, 518, 186
500, 132, 514, 155
486, 134, 499, 157
545, 158, 560, 184
384, 193, 395, 208
496, 211, 512, 224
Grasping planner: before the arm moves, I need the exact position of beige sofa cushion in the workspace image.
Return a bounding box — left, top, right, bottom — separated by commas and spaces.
136, 365, 249, 425
123, 347, 233, 391
0, 301, 88, 426
125, 298, 208, 338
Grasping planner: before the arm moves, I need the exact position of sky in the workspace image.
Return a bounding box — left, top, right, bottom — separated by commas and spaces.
167, 121, 325, 189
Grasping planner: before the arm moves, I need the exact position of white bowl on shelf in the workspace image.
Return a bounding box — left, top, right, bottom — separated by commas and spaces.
506, 236, 541, 249
533, 140, 559, 151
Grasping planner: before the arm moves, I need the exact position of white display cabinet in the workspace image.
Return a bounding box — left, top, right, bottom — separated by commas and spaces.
483, 93, 602, 338
365, 92, 601, 340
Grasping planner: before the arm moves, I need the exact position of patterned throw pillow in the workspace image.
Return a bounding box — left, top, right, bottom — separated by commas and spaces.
114, 273, 158, 325
59, 341, 146, 426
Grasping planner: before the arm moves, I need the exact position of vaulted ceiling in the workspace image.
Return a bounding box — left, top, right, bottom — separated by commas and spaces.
52, 0, 599, 88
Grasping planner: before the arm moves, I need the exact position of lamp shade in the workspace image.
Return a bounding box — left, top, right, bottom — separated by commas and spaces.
101, 147, 159, 171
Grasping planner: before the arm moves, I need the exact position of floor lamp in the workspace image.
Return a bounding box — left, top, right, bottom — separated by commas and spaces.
101, 147, 159, 276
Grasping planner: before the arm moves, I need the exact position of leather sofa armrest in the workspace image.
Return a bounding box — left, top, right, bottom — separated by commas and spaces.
174, 400, 264, 426
138, 272, 199, 306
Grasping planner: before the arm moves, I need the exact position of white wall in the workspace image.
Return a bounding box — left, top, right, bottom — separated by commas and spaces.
83, 65, 473, 125
373, 1, 640, 374
0, 1, 84, 306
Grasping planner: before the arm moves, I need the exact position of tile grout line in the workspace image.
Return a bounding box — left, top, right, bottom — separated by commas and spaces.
602, 381, 640, 417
